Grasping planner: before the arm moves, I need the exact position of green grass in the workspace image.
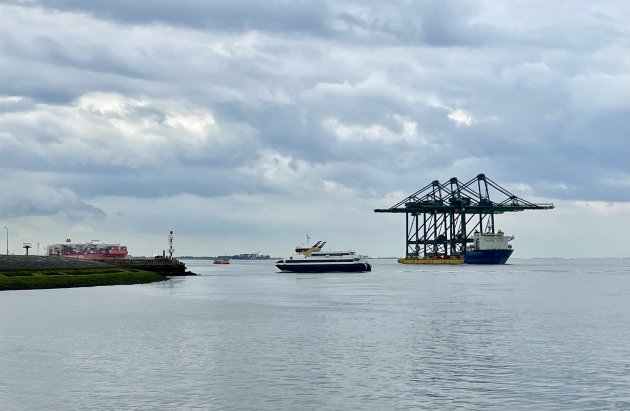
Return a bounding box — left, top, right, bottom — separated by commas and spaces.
0, 268, 167, 291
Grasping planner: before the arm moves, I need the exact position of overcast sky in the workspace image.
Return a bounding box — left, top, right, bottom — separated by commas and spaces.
1, 0, 629, 258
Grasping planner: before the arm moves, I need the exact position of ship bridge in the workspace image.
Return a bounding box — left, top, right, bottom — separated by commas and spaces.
374, 174, 554, 259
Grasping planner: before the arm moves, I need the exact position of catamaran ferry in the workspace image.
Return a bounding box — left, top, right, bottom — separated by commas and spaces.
276, 241, 371, 273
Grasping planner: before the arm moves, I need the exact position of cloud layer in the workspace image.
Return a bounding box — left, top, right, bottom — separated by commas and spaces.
1, 1, 629, 257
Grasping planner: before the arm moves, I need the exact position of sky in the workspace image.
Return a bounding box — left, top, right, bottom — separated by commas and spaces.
0, 0, 629, 258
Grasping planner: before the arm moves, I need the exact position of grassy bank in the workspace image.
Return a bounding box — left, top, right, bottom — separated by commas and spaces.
0, 267, 168, 291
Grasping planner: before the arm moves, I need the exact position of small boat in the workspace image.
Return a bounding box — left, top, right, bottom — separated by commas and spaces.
464, 230, 514, 264
276, 241, 371, 273
213, 256, 230, 264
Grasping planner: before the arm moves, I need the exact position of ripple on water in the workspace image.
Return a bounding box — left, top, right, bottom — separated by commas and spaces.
0, 258, 629, 410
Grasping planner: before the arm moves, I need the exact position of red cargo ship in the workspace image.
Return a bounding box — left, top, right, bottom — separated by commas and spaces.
47, 239, 128, 259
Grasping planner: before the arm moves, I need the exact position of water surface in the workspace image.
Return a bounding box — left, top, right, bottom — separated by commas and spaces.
1, 258, 629, 410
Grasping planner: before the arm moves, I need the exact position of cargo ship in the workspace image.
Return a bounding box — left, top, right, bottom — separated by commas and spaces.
398, 230, 514, 265
464, 230, 514, 264
47, 239, 128, 259
230, 253, 270, 260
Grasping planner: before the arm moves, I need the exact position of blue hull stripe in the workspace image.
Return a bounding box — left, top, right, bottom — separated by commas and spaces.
276, 262, 371, 273
464, 249, 513, 264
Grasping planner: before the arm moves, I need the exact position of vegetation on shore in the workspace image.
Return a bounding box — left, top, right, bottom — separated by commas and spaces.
0, 267, 168, 291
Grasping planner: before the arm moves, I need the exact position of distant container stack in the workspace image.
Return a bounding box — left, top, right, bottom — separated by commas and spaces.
47, 239, 128, 259
230, 253, 270, 260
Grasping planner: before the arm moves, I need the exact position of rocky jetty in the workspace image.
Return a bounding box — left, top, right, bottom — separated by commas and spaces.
0, 255, 114, 271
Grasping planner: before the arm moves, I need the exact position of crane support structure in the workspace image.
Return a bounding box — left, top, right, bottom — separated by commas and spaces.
374, 174, 554, 261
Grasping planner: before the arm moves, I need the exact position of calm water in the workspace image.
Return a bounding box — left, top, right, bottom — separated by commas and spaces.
1, 258, 629, 410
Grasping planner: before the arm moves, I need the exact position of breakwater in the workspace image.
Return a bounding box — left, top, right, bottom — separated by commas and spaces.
0, 256, 197, 276
0, 255, 170, 291
0, 255, 112, 270
96, 257, 197, 276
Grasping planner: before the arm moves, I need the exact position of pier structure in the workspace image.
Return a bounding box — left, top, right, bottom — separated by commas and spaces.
374, 174, 554, 263
98, 257, 192, 275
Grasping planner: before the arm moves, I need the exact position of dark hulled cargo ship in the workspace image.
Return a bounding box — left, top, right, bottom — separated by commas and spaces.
463, 231, 514, 264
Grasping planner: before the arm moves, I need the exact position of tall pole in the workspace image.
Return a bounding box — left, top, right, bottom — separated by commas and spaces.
2, 227, 7, 255
168, 230, 174, 259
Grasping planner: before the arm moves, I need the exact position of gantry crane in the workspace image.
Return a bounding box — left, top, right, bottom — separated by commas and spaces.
374, 174, 554, 261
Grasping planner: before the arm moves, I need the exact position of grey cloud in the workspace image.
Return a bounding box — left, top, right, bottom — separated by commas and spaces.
35, 0, 330, 34
31, 0, 501, 46
36, 38, 152, 81
1, 0, 629, 211
0, 180, 105, 219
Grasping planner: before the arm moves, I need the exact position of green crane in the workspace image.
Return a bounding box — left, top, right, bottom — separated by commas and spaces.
374, 174, 554, 259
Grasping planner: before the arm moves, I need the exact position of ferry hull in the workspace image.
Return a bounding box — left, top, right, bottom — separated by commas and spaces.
276, 262, 371, 273
464, 249, 513, 264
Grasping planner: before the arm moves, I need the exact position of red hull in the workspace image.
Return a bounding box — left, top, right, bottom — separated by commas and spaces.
48, 240, 129, 259
56, 251, 128, 260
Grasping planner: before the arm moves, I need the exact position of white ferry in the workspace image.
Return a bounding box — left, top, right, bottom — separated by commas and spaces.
276, 241, 371, 273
